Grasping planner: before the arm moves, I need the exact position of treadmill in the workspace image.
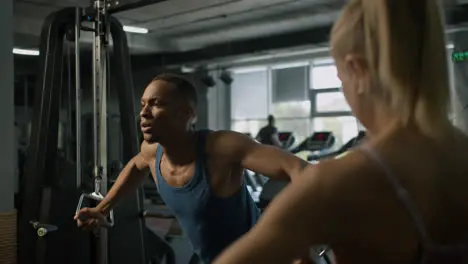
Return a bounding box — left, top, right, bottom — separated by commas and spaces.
308, 131, 366, 161
278, 131, 296, 150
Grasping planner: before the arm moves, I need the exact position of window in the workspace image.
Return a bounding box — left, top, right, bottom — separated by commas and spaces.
311, 65, 341, 89
272, 65, 308, 103
271, 101, 311, 118
316, 92, 351, 112
231, 119, 268, 138
231, 70, 268, 120
312, 57, 335, 66
312, 116, 360, 150
231, 118, 311, 149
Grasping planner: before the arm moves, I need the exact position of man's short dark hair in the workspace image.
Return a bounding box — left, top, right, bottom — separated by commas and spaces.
152, 73, 198, 107
267, 114, 275, 124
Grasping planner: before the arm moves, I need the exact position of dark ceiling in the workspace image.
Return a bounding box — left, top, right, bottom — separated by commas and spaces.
13, 0, 468, 70
15, 0, 345, 53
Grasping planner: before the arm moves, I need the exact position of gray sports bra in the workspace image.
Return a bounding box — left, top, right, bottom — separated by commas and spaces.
360, 145, 468, 264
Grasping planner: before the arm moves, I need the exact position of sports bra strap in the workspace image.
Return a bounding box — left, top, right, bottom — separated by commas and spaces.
359, 145, 432, 247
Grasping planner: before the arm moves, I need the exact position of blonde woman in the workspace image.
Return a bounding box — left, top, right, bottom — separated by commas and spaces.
213, 0, 468, 263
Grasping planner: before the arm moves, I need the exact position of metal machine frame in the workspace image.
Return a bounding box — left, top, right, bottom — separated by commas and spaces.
19, 2, 149, 264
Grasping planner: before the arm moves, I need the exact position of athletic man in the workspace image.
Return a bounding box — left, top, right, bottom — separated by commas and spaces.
256, 115, 282, 147
74, 74, 308, 263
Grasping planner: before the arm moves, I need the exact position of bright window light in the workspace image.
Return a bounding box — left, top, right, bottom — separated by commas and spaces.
123, 26, 148, 34
231, 66, 267, 74
13, 48, 40, 56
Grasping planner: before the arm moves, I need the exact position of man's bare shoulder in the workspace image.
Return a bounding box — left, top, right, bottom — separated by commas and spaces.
128, 141, 157, 170
205, 130, 252, 153
139, 141, 158, 161
206, 130, 245, 141
206, 130, 250, 146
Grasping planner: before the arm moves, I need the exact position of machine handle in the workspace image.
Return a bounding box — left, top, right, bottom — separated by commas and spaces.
142, 210, 176, 219
30, 221, 58, 237
75, 192, 114, 227
318, 247, 330, 257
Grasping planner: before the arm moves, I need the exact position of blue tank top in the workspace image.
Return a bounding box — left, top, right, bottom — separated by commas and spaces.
155, 130, 260, 264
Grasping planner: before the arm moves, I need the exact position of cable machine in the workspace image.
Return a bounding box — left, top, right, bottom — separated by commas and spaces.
18, 1, 172, 264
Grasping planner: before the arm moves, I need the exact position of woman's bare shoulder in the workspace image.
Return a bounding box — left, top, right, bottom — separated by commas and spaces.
300, 150, 383, 207
272, 151, 385, 243
312, 148, 376, 182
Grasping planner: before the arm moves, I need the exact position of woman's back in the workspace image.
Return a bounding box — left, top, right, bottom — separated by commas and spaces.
331, 127, 468, 264
210, 1, 468, 263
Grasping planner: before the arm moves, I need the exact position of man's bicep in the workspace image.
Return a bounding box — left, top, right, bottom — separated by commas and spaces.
241, 143, 307, 181
210, 131, 305, 180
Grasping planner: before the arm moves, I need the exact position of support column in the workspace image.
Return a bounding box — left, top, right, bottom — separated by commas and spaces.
451, 32, 468, 134
195, 83, 209, 129
207, 70, 232, 130
0, 0, 17, 263
188, 70, 212, 129
0, 0, 15, 211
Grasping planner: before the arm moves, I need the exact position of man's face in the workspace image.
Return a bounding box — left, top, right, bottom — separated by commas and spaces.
139, 80, 193, 143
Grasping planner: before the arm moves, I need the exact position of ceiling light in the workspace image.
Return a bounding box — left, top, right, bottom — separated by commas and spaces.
181, 65, 196, 73
123, 26, 148, 34
13, 48, 39, 56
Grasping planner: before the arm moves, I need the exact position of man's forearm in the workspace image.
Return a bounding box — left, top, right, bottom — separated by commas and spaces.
262, 159, 309, 183
286, 159, 309, 183
96, 160, 147, 214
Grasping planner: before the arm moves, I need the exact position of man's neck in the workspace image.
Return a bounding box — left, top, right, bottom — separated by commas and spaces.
160, 131, 197, 165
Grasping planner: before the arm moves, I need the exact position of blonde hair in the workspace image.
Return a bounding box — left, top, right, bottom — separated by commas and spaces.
331, 0, 451, 136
